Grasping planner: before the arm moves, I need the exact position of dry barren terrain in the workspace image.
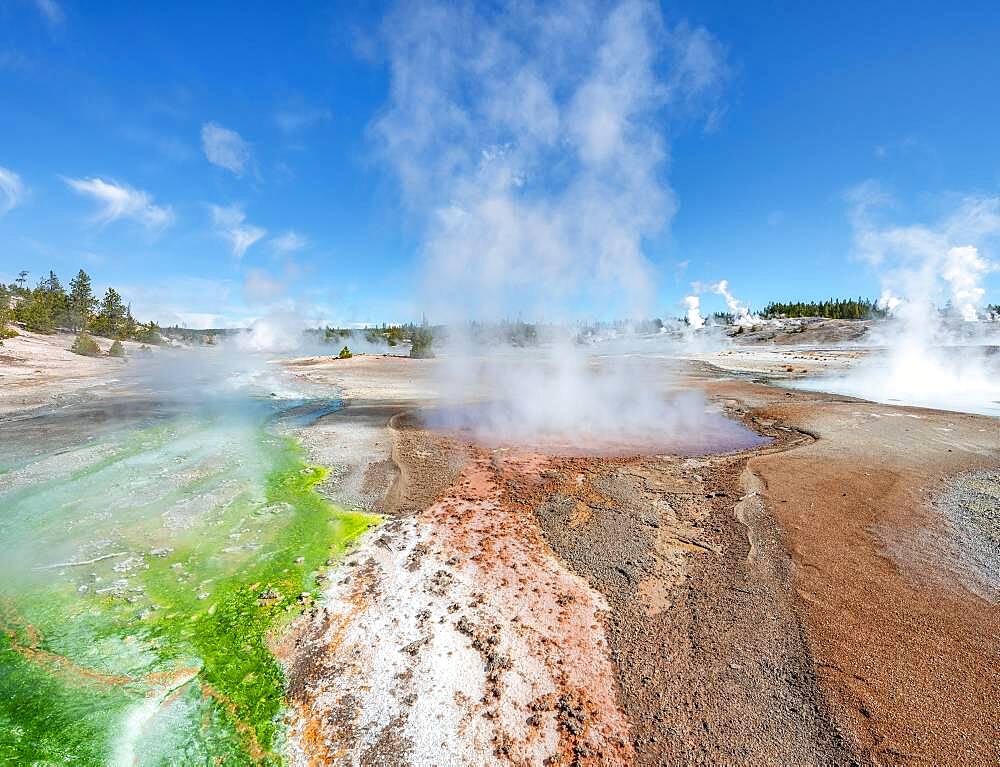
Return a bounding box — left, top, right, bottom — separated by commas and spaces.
278, 352, 999, 766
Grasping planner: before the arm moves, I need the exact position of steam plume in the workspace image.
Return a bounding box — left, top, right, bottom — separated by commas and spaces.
376, 0, 726, 321
711, 279, 755, 326
848, 181, 998, 323
374, 0, 741, 448
683, 295, 705, 329
803, 183, 1000, 415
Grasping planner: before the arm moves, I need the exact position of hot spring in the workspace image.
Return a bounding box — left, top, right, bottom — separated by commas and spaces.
0, 363, 374, 765
417, 398, 770, 457
782, 345, 1000, 417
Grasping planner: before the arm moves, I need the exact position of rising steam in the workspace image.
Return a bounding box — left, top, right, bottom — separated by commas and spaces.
376, 0, 726, 321
375, 0, 740, 448
798, 183, 1000, 415
848, 181, 998, 324
711, 280, 757, 326
683, 295, 705, 329
684, 280, 757, 330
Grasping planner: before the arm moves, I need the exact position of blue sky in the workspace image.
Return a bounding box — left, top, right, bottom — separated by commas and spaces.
1, 0, 998, 326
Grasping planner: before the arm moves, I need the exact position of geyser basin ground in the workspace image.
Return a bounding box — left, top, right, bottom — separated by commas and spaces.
2, 344, 998, 765
278, 352, 1000, 766
0, 394, 374, 765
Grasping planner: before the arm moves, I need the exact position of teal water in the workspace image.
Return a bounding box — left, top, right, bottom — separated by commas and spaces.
0, 389, 373, 765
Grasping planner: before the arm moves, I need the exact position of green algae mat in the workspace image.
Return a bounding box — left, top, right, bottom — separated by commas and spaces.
0, 398, 374, 765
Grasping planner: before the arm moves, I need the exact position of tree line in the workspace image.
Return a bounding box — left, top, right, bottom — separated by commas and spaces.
0, 269, 162, 343
318, 323, 408, 348
759, 297, 888, 320
314, 320, 436, 358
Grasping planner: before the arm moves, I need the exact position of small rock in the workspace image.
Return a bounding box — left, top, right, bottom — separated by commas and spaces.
149, 547, 173, 557
258, 588, 282, 605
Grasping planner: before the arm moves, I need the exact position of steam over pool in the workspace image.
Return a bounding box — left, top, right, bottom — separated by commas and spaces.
784, 345, 1000, 417
420, 397, 769, 457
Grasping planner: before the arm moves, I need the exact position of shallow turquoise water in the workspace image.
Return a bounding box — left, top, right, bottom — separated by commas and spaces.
0, 389, 372, 765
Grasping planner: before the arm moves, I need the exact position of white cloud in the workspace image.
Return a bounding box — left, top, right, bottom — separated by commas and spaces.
210, 203, 266, 259
201, 122, 251, 176
847, 181, 1000, 320
0, 166, 26, 214
270, 230, 307, 253
64, 176, 173, 229
33, 0, 64, 26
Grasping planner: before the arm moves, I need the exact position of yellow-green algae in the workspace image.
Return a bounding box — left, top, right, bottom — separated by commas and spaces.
0, 410, 374, 765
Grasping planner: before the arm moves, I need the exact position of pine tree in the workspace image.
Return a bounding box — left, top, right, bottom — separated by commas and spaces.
0, 283, 16, 339
91, 287, 128, 338
123, 303, 138, 339
68, 269, 97, 331
70, 331, 101, 356
409, 322, 435, 358
17, 287, 56, 333
39, 271, 71, 328
133, 321, 162, 344
760, 297, 886, 320
42, 270, 64, 294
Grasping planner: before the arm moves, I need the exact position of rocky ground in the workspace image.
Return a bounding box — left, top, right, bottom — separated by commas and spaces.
725, 317, 874, 346
277, 351, 999, 766
2, 337, 996, 766
705, 375, 1000, 766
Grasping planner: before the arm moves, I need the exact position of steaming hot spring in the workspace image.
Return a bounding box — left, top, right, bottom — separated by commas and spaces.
414, 396, 769, 457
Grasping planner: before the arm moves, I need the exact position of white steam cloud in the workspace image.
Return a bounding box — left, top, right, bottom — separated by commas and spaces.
683, 295, 704, 329
236, 313, 307, 354
376, 0, 742, 449
798, 183, 1000, 416
848, 181, 997, 324
65, 176, 173, 230
942, 245, 990, 321
685, 279, 756, 329
210, 203, 266, 259
710, 279, 756, 326
377, 0, 726, 321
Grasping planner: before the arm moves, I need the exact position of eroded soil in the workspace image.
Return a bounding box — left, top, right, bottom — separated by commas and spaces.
280, 354, 999, 767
